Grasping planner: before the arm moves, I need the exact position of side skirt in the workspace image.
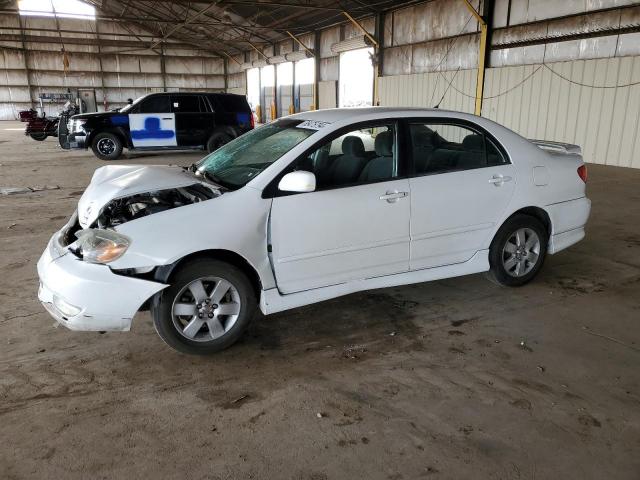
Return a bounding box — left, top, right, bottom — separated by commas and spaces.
128, 146, 206, 152
259, 249, 490, 315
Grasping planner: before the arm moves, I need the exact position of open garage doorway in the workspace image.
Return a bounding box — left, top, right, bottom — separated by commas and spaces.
339, 47, 374, 108
277, 62, 293, 117
261, 65, 275, 122
295, 57, 315, 112
246, 67, 260, 121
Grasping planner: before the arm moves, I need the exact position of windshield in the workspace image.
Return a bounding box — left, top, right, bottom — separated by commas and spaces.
195, 119, 316, 189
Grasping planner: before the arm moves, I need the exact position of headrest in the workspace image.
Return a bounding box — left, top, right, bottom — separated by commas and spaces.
412, 127, 436, 147
341, 135, 365, 156
374, 131, 393, 156
462, 134, 483, 151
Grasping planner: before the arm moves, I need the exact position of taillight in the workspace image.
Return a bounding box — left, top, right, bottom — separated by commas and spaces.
250, 112, 255, 129
577, 165, 588, 183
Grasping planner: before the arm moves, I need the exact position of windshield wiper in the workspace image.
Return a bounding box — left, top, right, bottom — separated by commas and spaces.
200, 170, 232, 190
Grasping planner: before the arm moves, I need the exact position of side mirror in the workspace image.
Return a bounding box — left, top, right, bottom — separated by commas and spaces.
278, 171, 316, 193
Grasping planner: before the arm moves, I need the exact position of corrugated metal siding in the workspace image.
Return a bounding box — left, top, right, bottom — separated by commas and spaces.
493, 0, 639, 28
227, 87, 246, 96
378, 68, 477, 113
378, 56, 640, 169
483, 57, 640, 169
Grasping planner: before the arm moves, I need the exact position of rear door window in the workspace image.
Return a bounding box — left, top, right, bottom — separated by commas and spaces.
409, 122, 505, 175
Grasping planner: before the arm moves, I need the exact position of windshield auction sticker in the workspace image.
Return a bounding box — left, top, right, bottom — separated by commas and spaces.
296, 120, 330, 130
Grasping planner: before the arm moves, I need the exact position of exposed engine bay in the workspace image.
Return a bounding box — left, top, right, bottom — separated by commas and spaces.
95, 183, 218, 229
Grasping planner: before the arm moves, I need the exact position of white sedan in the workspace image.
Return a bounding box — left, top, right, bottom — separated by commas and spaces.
37, 108, 591, 355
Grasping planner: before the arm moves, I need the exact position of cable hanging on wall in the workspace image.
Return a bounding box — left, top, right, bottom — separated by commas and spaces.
438, 60, 640, 104
440, 65, 543, 100
541, 63, 640, 89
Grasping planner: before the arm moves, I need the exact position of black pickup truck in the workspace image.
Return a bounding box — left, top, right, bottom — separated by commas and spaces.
59, 92, 254, 160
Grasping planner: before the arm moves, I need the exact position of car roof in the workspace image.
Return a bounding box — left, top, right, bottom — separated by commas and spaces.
287, 107, 478, 124
147, 92, 244, 97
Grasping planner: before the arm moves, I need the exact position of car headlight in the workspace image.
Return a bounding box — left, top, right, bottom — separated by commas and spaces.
71, 229, 131, 264
70, 119, 87, 133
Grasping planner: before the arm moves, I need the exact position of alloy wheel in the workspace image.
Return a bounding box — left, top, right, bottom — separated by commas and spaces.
171, 276, 241, 342
502, 227, 541, 277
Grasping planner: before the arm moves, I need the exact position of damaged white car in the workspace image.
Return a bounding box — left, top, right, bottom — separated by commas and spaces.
38, 108, 591, 355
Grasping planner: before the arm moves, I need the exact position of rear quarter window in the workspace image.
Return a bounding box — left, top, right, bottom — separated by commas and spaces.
210, 95, 250, 112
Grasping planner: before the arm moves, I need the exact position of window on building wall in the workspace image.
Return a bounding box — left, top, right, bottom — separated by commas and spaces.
18, 0, 96, 19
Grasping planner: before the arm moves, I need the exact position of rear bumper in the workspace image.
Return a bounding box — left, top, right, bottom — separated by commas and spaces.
37, 232, 167, 331
547, 196, 591, 254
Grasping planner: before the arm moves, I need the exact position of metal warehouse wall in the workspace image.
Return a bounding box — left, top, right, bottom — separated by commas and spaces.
379, 57, 640, 169
485, 58, 640, 169
375, 0, 640, 168
0, 13, 225, 120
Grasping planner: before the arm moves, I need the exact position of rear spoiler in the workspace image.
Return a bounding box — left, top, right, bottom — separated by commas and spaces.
529, 139, 582, 155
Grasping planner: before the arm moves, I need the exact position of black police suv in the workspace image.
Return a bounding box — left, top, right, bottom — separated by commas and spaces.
59, 92, 254, 160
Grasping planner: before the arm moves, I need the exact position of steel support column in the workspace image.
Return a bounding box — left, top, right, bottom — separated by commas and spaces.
375, 12, 385, 106
313, 30, 320, 110
17, 14, 33, 109
95, 20, 106, 110
160, 45, 167, 92
463, 0, 493, 116
223, 56, 228, 92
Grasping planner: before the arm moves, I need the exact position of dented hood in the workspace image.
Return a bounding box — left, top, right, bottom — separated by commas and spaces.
77, 165, 201, 227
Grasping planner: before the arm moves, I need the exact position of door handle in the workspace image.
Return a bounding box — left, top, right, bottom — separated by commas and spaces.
379, 191, 408, 203
161, 117, 172, 120
489, 174, 512, 186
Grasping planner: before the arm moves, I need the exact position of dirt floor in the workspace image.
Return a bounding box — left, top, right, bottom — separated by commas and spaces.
0, 121, 639, 479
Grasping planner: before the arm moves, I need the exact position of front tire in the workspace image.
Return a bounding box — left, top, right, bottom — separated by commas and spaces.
206, 131, 232, 153
91, 132, 123, 160
487, 214, 548, 287
151, 259, 257, 355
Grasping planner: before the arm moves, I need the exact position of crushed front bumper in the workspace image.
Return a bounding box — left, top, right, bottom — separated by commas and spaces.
37, 232, 167, 331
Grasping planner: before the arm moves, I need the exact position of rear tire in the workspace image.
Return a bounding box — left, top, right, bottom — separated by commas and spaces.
206, 131, 232, 153
29, 133, 47, 141
151, 259, 257, 355
486, 214, 548, 287
91, 132, 123, 160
